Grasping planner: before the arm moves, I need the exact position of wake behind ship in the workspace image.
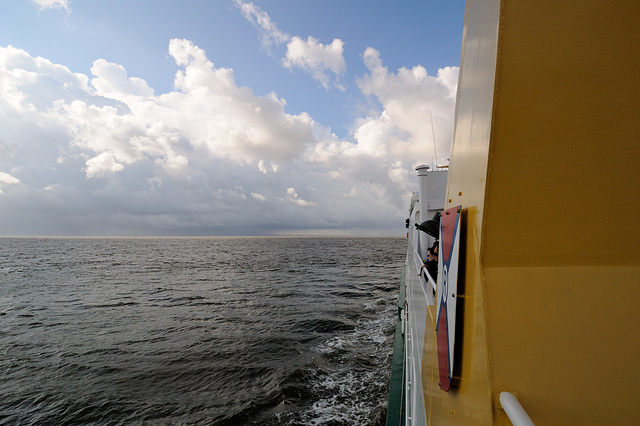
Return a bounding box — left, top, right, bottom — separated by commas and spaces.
387, 0, 640, 424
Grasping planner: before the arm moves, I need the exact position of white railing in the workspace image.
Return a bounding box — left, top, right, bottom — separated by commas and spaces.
413, 247, 436, 305
500, 392, 535, 426
404, 308, 424, 426
404, 309, 414, 425
403, 229, 429, 425
404, 249, 428, 425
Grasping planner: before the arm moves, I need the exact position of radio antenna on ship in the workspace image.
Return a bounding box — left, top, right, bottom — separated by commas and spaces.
430, 111, 449, 169
430, 111, 438, 168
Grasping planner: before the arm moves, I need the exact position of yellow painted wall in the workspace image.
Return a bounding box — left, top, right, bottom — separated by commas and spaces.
422, 0, 640, 424
484, 266, 640, 424
483, 1, 640, 423
483, 1, 640, 267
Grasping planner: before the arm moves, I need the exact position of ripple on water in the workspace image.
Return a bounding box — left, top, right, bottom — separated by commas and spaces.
0, 237, 405, 425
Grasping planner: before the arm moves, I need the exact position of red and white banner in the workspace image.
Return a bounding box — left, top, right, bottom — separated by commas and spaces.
436, 205, 461, 392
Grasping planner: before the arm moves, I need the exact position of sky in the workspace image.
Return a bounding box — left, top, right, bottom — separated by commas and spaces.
0, 0, 464, 236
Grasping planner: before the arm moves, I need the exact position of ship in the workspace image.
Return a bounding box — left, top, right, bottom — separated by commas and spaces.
386, 0, 640, 424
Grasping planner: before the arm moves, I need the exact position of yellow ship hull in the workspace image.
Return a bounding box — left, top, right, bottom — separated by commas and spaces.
397, 1, 640, 424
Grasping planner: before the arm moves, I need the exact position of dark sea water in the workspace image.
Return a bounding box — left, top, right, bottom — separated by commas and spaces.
0, 237, 405, 425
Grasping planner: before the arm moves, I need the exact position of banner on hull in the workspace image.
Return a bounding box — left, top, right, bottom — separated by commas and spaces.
435, 205, 461, 392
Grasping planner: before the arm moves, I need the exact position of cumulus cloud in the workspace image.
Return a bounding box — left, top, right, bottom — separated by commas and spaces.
162, 39, 315, 163
286, 187, 315, 207
258, 160, 279, 174
0, 41, 457, 236
356, 47, 458, 167
250, 192, 266, 201
0, 171, 20, 195
85, 152, 124, 178
32, 0, 69, 12
0, 171, 20, 184
282, 36, 346, 91
91, 59, 154, 98
300, 47, 459, 213
0, 45, 91, 112
235, 0, 346, 91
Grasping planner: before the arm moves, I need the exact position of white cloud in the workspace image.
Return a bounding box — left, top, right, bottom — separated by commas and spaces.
235, 1, 346, 91
356, 47, 458, 168
282, 36, 346, 91
301, 47, 459, 213
258, 160, 279, 174
0, 171, 20, 195
32, 0, 69, 12
234, 0, 290, 49
286, 187, 315, 207
0, 42, 457, 236
251, 192, 266, 201
0, 171, 20, 184
0, 45, 91, 113
85, 152, 124, 178
160, 39, 315, 163
257, 160, 267, 174
91, 59, 154, 99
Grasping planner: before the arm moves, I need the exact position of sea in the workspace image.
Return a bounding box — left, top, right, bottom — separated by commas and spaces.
0, 236, 406, 425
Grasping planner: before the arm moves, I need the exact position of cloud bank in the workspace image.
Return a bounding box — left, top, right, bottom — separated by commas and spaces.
0, 41, 457, 236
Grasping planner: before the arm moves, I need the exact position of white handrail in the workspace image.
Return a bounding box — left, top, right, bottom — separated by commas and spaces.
500, 392, 534, 426
413, 247, 437, 292
424, 266, 437, 293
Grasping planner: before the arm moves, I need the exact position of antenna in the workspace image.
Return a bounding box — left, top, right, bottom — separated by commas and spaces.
430, 111, 438, 168
430, 111, 449, 169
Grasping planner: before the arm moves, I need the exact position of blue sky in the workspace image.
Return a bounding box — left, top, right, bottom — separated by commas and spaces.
0, 0, 464, 236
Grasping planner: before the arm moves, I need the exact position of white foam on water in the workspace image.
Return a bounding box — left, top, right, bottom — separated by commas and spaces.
302, 305, 395, 424
301, 370, 372, 424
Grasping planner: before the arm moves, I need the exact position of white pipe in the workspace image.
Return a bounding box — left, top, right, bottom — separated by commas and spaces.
415, 164, 431, 260
500, 392, 535, 426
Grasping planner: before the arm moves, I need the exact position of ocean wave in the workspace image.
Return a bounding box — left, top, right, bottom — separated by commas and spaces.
0, 236, 405, 425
